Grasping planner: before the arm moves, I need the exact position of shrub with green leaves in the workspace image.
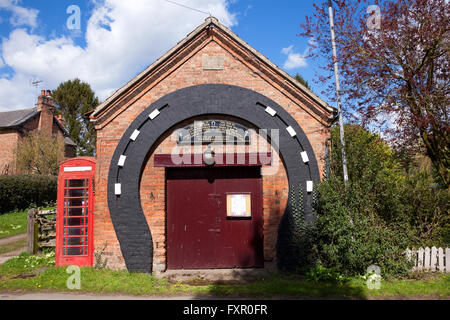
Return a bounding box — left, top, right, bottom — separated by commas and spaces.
305, 265, 351, 284
313, 125, 414, 277
401, 158, 450, 247
0, 175, 57, 214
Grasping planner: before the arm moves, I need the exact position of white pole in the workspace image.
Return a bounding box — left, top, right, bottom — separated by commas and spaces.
328, 0, 349, 184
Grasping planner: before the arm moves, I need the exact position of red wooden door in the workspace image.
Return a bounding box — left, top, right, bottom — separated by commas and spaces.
166, 167, 263, 269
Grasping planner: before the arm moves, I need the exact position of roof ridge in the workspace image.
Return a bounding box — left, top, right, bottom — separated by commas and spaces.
0, 107, 39, 128
0, 106, 36, 114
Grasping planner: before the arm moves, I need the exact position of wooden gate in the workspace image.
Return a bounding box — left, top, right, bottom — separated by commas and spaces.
166, 166, 263, 269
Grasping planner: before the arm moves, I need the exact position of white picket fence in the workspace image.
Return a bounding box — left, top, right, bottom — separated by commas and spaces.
406, 247, 450, 272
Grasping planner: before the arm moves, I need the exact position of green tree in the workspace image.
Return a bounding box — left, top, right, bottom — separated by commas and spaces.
300, 0, 450, 187
52, 79, 99, 156
295, 73, 310, 90
15, 131, 65, 176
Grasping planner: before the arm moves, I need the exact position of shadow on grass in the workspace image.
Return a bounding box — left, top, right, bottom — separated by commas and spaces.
187, 270, 369, 300
0, 253, 368, 298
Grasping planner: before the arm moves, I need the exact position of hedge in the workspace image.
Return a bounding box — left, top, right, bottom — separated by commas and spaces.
0, 175, 57, 214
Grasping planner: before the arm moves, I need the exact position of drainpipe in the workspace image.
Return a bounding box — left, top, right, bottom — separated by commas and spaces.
324, 138, 331, 180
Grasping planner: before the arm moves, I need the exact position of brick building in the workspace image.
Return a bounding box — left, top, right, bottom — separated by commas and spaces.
80, 17, 335, 273
0, 90, 76, 174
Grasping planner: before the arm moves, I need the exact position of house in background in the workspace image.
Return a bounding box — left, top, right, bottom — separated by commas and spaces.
0, 90, 76, 174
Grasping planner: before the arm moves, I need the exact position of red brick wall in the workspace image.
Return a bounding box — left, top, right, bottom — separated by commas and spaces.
0, 129, 20, 174
93, 40, 330, 270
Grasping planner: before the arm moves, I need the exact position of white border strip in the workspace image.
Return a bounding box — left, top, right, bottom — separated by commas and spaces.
306, 181, 313, 193
149, 109, 160, 120
286, 126, 297, 138
265, 106, 277, 117
301, 151, 309, 163
130, 130, 140, 141
115, 183, 122, 196
63, 166, 92, 172
118, 155, 127, 167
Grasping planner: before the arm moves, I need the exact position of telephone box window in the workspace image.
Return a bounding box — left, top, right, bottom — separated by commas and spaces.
63, 178, 89, 256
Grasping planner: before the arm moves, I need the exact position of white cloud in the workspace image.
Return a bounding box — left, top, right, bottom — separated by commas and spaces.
0, 73, 38, 111
281, 45, 294, 55
0, 0, 12, 8
0, 0, 237, 111
9, 5, 38, 27
281, 45, 307, 70
0, 0, 38, 28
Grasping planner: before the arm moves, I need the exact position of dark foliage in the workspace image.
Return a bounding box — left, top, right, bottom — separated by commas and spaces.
0, 175, 57, 213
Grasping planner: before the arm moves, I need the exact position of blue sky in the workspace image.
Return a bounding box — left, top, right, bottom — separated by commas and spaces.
0, 0, 330, 111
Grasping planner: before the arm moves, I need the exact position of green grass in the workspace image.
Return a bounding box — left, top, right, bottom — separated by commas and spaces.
0, 209, 28, 239
0, 252, 449, 298
0, 206, 54, 239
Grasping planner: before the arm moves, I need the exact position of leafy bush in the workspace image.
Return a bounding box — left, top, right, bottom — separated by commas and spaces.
401, 157, 450, 247
314, 175, 413, 277
305, 265, 351, 284
313, 125, 414, 277
0, 175, 57, 214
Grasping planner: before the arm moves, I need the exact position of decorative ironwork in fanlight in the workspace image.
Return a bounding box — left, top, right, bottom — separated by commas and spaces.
176, 120, 250, 145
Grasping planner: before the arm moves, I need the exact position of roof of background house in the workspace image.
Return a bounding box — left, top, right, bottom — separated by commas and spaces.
64, 136, 77, 146
0, 107, 39, 128
0, 107, 76, 146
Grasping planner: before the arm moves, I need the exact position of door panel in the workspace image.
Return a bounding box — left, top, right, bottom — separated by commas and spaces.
166, 167, 263, 269
167, 176, 217, 269
215, 176, 264, 268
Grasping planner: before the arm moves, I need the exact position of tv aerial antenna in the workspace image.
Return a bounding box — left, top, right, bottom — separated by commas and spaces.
29, 79, 44, 96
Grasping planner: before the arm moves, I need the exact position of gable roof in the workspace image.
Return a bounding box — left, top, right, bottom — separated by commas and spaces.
0, 108, 39, 128
0, 107, 76, 146
91, 17, 336, 125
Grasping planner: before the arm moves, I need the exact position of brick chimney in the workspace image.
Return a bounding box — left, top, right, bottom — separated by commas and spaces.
37, 89, 55, 136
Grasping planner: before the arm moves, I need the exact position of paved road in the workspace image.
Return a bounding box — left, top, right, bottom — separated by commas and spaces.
0, 292, 249, 300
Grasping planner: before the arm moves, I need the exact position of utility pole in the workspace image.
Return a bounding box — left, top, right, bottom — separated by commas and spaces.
327, 0, 349, 184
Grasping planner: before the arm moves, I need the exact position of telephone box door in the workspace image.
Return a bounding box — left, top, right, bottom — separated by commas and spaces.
55, 158, 95, 267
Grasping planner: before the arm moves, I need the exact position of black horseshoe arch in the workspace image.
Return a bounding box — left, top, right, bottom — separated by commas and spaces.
107, 84, 320, 273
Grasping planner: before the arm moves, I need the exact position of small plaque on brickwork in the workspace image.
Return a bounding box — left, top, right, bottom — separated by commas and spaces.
202, 55, 224, 70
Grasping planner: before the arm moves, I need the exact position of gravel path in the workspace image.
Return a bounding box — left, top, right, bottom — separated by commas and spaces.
0, 233, 26, 246
0, 233, 27, 264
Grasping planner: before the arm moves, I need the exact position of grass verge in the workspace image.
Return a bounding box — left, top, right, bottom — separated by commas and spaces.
0, 252, 449, 299
0, 209, 28, 239
0, 206, 55, 239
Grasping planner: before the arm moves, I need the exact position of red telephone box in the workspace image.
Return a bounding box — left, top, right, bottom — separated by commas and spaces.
55, 157, 95, 267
